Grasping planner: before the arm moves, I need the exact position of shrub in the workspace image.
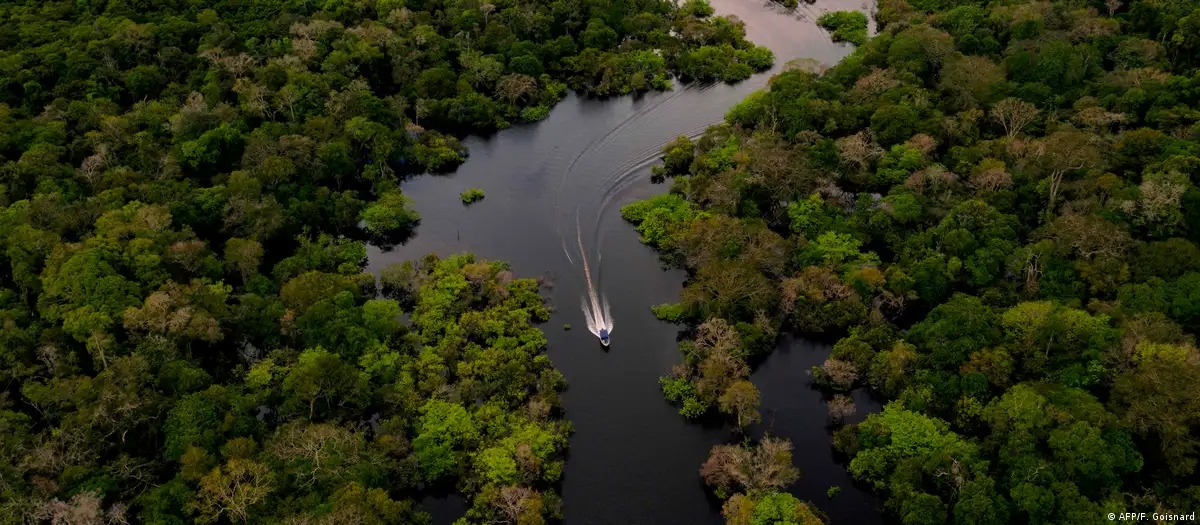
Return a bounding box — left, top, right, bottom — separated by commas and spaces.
818, 11, 869, 45
460, 188, 485, 204
361, 191, 420, 236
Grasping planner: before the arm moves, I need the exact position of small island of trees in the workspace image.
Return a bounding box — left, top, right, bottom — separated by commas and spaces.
461, 188, 487, 204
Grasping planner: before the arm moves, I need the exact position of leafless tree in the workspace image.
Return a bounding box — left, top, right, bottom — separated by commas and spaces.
34, 491, 105, 525
1105, 0, 1122, 17
496, 74, 537, 105
835, 131, 882, 172
1072, 106, 1126, 131
79, 144, 110, 185
850, 68, 901, 103
1135, 173, 1187, 230
821, 358, 858, 390
695, 317, 741, 355
1049, 212, 1133, 260
991, 98, 1040, 139
268, 423, 362, 489
827, 394, 857, 424
700, 436, 800, 496
491, 486, 539, 525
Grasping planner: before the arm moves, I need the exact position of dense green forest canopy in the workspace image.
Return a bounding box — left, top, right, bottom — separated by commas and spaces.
627, 0, 1200, 523
0, 0, 778, 521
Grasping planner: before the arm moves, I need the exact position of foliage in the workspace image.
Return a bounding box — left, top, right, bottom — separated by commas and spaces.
461, 188, 486, 205
360, 191, 419, 240
0, 0, 790, 519
629, 0, 1200, 523
0, 208, 567, 524
622, 193, 703, 251
701, 437, 801, 499
818, 11, 870, 46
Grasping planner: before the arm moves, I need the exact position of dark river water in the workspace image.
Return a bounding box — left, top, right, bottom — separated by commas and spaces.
367, 0, 884, 522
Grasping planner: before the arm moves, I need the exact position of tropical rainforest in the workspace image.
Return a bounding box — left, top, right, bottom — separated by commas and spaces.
0, 0, 775, 521
626, 0, 1200, 523
5, 0, 1200, 520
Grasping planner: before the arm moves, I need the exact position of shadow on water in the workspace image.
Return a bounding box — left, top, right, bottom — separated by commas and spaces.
421, 494, 468, 525
366, 0, 883, 522
749, 335, 886, 524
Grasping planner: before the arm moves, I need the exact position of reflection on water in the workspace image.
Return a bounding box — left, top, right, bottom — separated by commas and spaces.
368, 0, 883, 523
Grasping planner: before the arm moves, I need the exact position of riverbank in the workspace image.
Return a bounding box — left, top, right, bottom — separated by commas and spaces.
367, 0, 882, 522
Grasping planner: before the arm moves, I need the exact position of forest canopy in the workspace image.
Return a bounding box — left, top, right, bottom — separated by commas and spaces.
628, 0, 1200, 523
0, 0, 778, 521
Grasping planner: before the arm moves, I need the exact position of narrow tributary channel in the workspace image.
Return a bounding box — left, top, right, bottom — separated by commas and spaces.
367, 0, 884, 522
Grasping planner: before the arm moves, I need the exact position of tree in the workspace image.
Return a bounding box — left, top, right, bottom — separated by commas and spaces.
415, 67, 459, 99
871, 104, 921, 146
266, 422, 366, 490
820, 358, 859, 390
906, 294, 1000, 371
887, 25, 955, 75
999, 301, 1115, 383
1112, 347, 1200, 478
845, 404, 968, 488
953, 478, 1010, 525
299, 482, 427, 524
939, 55, 1004, 110
719, 380, 762, 429
701, 436, 801, 498
164, 391, 223, 460
836, 131, 884, 173
496, 74, 537, 105
969, 158, 1012, 193
224, 238, 264, 283
723, 492, 822, 525
991, 98, 1040, 139
655, 135, 696, 177
817, 11, 869, 45
1048, 421, 1141, 492
281, 347, 370, 420
33, 491, 108, 525
412, 400, 479, 482
1105, 0, 1121, 16
459, 50, 504, 89
810, 231, 865, 267
1134, 171, 1190, 235
696, 348, 750, 404
682, 260, 778, 320
1035, 130, 1102, 212
189, 459, 274, 524
123, 280, 229, 344
360, 191, 420, 239
379, 261, 420, 306
828, 394, 857, 423
488, 485, 543, 525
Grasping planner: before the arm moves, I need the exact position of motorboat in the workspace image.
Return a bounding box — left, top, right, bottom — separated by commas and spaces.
599, 328, 610, 347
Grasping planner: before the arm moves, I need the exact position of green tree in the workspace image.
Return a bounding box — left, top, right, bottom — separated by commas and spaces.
412, 400, 479, 482
360, 191, 420, 239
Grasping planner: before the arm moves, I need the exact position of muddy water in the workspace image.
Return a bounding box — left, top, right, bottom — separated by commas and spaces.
369, 0, 884, 522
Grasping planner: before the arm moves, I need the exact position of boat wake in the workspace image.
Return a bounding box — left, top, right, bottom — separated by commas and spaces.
575, 212, 613, 344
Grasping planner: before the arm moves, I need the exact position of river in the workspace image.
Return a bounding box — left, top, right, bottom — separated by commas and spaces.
366, 0, 884, 522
